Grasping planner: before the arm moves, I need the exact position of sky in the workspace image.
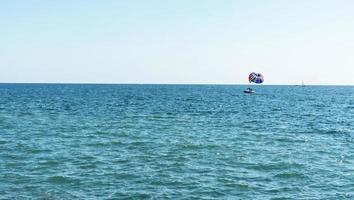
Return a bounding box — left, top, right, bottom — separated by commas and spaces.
1, 0, 354, 85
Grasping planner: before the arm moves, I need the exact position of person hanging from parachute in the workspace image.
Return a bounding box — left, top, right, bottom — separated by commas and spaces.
244, 72, 264, 93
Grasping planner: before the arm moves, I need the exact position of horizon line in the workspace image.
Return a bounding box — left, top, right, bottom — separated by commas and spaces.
1, 82, 354, 86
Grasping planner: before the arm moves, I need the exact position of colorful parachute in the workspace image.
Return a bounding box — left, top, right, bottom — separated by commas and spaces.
248, 72, 264, 84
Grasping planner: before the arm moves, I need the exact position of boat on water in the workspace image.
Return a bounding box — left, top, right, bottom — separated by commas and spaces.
243, 88, 255, 93
243, 72, 263, 94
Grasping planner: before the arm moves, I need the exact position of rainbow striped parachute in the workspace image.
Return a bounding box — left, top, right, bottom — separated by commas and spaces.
248, 72, 264, 84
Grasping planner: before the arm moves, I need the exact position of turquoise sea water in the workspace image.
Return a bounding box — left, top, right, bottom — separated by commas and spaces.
1, 84, 354, 199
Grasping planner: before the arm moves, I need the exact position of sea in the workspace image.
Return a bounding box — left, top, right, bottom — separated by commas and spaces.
1, 84, 354, 200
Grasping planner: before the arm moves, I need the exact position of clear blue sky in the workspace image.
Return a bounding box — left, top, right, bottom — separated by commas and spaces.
1, 0, 354, 84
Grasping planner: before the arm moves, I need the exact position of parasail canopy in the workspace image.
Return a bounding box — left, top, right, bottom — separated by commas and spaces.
248, 72, 264, 84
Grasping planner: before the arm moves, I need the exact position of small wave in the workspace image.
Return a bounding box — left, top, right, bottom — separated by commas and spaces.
249, 162, 304, 172
346, 105, 354, 109
39, 159, 60, 166
110, 191, 152, 199
274, 172, 307, 179
47, 175, 78, 184
29, 148, 52, 154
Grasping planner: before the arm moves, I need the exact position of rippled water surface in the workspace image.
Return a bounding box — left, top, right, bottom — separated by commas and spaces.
1, 84, 354, 199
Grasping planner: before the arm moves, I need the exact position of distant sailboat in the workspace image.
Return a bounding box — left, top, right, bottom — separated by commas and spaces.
301, 81, 305, 87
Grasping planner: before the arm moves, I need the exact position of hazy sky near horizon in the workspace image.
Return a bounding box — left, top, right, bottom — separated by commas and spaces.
1, 0, 354, 84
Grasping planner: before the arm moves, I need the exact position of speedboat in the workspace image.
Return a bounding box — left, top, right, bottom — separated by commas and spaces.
243, 88, 255, 93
